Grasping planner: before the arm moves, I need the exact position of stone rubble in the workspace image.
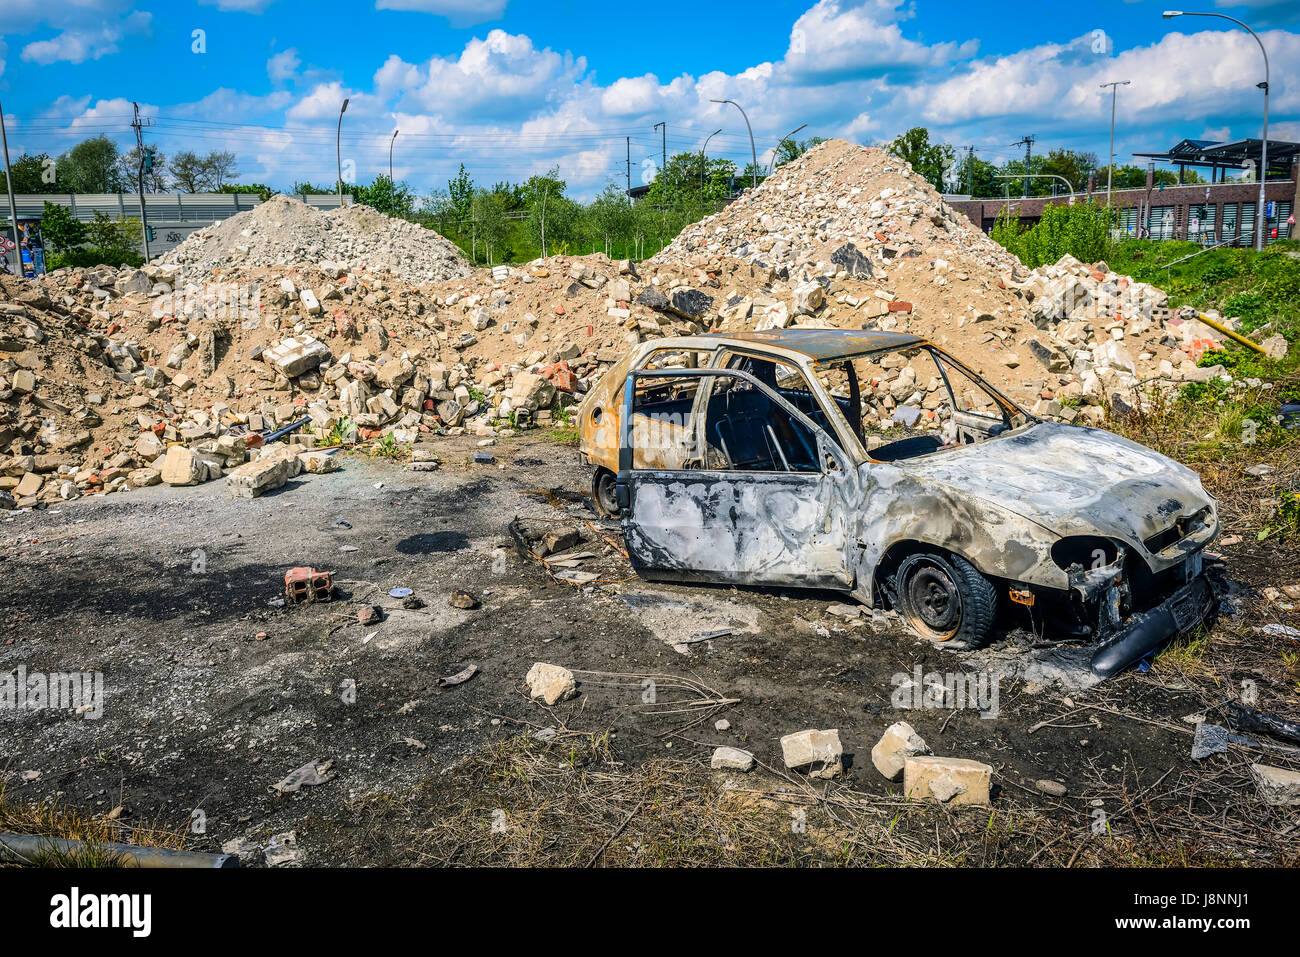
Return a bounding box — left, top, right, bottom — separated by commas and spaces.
0, 139, 1266, 512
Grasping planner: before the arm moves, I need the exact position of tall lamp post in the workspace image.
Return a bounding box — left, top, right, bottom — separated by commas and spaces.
336, 97, 349, 200
1099, 80, 1130, 208
768, 124, 807, 175
711, 98, 758, 189
389, 128, 399, 182
1163, 10, 1269, 250
0, 99, 21, 276
699, 128, 722, 196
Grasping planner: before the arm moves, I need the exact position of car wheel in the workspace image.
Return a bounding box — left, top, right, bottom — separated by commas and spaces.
894, 552, 996, 650
592, 468, 620, 518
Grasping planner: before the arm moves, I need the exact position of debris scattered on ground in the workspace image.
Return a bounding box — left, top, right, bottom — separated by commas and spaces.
284, 566, 333, 603
448, 589, 479, 609
271, 759, 335, 795
871, 720, 930, 782
436, 664, 478, 688
1249, 763, 1300, 806
780, 728, 844, 779
710, 746, 755, 772
525, 662, 578, 705
1034, 779, 1069, 797
903, 755, 993, 806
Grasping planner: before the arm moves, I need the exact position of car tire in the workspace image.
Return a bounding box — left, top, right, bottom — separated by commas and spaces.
592, 468, 620, 518
894, 552, 996, 650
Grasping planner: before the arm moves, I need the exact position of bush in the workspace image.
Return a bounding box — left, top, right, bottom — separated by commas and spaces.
47, 247, 144, 270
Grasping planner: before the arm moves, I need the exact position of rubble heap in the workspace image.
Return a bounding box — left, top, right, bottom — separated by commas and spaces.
160, 194, 472, 285
2, 145, 1279, 511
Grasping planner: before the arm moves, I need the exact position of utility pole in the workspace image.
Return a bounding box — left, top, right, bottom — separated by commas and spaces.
653, 121, 666, 182
389, 128, 399, 182
963, 145, 975, 195
1011, 136, 1036, 197
711, 99, 758, 189
1099, 81, 1130, 208
336, 98, 349, 200
625, 137, 630, 194
0, 98, 21, 276
131, 102, 152, 263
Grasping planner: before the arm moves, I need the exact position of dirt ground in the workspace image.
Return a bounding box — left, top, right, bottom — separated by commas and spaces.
2, 431, 1297, 867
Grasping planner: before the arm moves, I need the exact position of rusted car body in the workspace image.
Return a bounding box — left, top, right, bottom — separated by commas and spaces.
577, 329, 1218, 677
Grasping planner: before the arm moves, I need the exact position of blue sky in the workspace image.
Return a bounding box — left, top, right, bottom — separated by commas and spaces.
1, 0, 1297, 199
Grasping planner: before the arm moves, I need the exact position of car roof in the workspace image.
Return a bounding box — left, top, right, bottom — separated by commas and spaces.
657, 329, 925, 364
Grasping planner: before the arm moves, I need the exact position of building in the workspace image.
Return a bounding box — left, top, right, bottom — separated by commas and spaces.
946, 138, 1299, 245
10, 191, 352, 260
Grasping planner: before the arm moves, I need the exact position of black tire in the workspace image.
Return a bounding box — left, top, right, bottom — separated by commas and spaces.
894, 552, 996, 650
592, 468, 620, 518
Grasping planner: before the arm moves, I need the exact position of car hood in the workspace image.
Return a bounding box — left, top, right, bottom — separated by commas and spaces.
896, 421, 1215, 547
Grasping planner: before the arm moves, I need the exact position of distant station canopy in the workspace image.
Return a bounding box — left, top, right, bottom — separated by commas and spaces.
1132, 138, 1300, 184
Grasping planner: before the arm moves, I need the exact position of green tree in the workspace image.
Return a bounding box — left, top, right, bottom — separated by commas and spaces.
1039, 148, 1098, 195
291, 180, 331, 195
470, 188, 510, 264
352, 175, 415, 217
522, 167, 576, 256
117, 146, 170, 192
39, 202, 86, 250
219, 183, 276, 200
645, 152, 736, 207
772, 135, 828, 170
169, 150, 213, 192
886, 127, 954, 191
7, 153, 56, 192
56, 136, 124, 193
448, 163, 475, 223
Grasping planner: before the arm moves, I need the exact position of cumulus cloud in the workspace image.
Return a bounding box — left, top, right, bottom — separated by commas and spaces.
268, 48, 300, 82
20, 11, 150, 65
784, 0, 978, 79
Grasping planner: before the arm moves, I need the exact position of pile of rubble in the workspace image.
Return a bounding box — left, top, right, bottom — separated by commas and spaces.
160, 194, 472, 286
0, 246, 715, 509
2, 142, 1283, 510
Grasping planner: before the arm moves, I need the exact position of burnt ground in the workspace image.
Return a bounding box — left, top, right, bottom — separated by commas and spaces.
1, 433, 1298, 867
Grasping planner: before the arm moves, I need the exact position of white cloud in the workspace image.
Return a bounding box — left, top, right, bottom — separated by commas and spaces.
268, 48, 300, 82
18, 10, 149, 65
377, 30, 586, 119
784, 0, 978, 79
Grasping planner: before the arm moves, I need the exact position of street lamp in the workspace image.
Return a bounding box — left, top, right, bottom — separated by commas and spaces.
1099, 80, 1130, 208
1163, 10, 1269, 250
768, 124, 808, 175
699, 128, 722, 195
711, 98, 758, 189
336, 97, 349, 200
0, 99, 21, 276
389, 128, 399, 182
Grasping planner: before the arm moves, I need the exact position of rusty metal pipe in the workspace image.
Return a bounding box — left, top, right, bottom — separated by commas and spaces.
0, 833, 238, 868
1193, 312, 1268, 356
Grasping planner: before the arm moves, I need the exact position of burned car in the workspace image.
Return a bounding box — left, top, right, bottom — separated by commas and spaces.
577, 329, 1218, 677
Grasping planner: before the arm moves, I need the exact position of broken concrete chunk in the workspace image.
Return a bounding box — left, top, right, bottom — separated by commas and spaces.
780, 728, 843, 779
263, 335, 332, 378
1250, 763, 1300, 806
159, 446, 209, 486
711, 747, 756, 772
903, 755, 992, 806
525, 662, 577, 705
871, 721, 930, 782
226, 457, 290, 498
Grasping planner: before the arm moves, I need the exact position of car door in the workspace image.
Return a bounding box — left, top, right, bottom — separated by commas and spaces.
615, 367, 856, 590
